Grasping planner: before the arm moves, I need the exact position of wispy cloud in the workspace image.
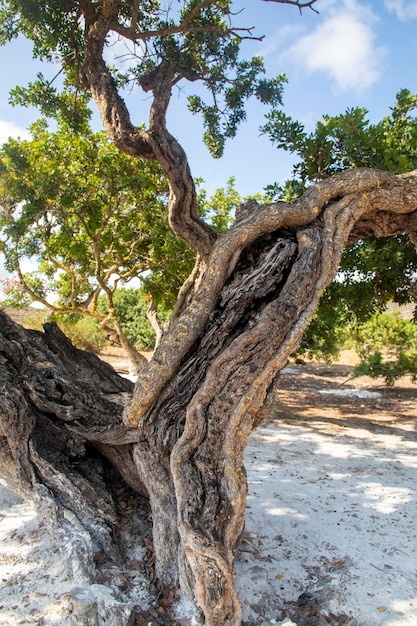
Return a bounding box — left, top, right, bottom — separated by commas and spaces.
0, 120, 29, 144
286, 1, 386, 93
384, 0, 417, 20
258, 23, 304, 59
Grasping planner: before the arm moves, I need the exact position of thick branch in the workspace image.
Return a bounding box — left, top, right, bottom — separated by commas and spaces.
82, 21, 216, 259
126, 168, 400, 427
166, 170, 417, 623
145, 60, 217, 258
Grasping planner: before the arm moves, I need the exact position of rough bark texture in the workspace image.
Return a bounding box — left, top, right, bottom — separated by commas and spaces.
1, 169, 417, 625
1, 4, 416, 624
0, 315, 141, 525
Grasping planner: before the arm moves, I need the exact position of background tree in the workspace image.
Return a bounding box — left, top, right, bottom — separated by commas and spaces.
0, 3, 417, 626
0, 122, 239, 359
263, 89, 417, 363
0, 119, 195, 369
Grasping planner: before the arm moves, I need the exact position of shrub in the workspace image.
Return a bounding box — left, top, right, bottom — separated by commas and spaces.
353, 311, 417, 385
97, 288, 164, 351
48, 313, 108, 354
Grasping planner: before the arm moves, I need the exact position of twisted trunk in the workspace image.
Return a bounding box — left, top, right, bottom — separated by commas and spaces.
3, 12, 417, 626
1, 169, 416, 625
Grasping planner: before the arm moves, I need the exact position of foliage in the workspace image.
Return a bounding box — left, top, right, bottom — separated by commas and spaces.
263, 88, 417, 184
198, 177, 238, 232
0, 277, 32, 308
97, 288, 160, 352
352, 312, 417, 385
0, 120, 196, 350
0, 119, 174, 306
47, 312, 108, 353
0, 115, 242, 350
263, 90, 417, 365
0, 1, 287, 158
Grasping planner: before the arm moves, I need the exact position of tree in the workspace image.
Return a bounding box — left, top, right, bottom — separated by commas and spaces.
0, 2, 417, 625
0, 122, 238, 362
0, 120, 195, 370
262, 89, 417, 360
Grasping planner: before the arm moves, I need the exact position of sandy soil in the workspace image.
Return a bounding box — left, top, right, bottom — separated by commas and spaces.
0, 354, 416, 625
237, 359, 417, 626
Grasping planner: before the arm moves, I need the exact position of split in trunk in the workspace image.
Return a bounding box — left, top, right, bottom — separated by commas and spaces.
1, 168, 417, 625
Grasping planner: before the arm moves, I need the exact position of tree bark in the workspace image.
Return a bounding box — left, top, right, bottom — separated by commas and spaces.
2, 169, 416, 625
124, 168, 417, 625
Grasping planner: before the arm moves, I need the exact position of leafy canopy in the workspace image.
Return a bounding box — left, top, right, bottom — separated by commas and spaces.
0, 0, 287, 157
0, 117, 240, 347
0, 118, 195, 313
263, 88, 417, 184
262, 90, 417, 364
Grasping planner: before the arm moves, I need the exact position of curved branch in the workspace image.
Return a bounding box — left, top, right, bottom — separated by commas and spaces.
82, 20, 216, 259
144, 60, 217, 258
146, 300, 164, 348
82, 35, 155, 160
125, 168, 398, 427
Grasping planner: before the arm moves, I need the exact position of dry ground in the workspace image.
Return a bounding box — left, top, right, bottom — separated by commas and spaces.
236, 354, 417, 626
0, 347, 416, 625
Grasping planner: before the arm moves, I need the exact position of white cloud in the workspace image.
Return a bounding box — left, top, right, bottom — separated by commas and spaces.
0, 120, 29, 145
258, 23, 304, 59
103, 31, 143, 70
287, 1, 386, 93
384, 0, 417, 20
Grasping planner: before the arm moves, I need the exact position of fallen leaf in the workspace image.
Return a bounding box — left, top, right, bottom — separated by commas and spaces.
377, 606, 387, 612
144, 537, 154, 550
128, 569, 141, 577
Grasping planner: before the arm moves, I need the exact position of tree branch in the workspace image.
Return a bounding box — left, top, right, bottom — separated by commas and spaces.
261, 0, 319, 14
81, 15, 216, 260
144, 60, 217, 258
125, 168, 417, 428
146, 299, 164, 348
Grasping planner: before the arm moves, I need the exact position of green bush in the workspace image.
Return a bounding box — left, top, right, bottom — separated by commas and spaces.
353, 311, 417, 385
113, 288, 156, 351
48, 313, 108, 354
98, 288, 165, 351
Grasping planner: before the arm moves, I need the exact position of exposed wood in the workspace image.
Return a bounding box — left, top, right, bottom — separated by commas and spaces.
1, 166, 417, 624
2, 2, 417, 623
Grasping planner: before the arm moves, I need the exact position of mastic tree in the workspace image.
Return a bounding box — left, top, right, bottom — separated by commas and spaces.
1, 2, 417, 625
0, 119, 197, 369
262, 89, 417, 360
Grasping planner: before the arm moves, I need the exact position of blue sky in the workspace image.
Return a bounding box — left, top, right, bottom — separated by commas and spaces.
1, 0, 416, 288
0, 0, 416, 199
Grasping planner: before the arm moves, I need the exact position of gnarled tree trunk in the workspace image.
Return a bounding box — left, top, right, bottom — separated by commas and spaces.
1, 168, 417, 625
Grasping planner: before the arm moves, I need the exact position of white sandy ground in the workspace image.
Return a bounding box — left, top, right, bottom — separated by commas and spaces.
237, 415, 417, 625
0, 382, 416, 625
